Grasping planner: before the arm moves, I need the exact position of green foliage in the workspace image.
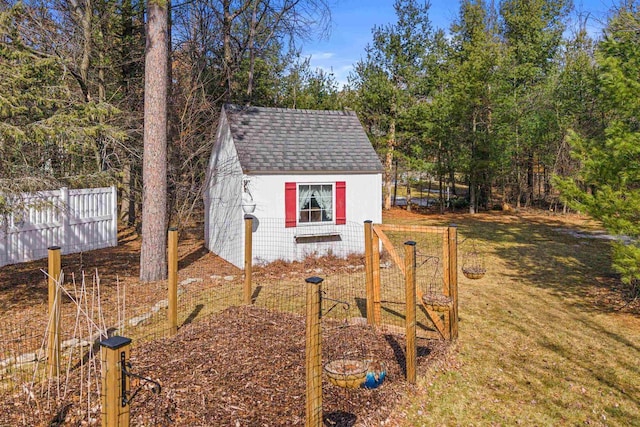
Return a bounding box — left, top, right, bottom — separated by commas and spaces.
348, 0, 434, 208
555, 5, 640, 284
0, 3, 124, 196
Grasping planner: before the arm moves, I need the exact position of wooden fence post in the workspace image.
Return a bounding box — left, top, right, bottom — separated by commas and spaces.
364, 221, 375, 325
168, 228, 178, 335
244, 215, 253, 304
100, 336, 131, 427
404, 241, 417, 384
305, 276, 323, 427
47, 246, 61, 378
448, 225, 459, 340
372, 229, 382, 326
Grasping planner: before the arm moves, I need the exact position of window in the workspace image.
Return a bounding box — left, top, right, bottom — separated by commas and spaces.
298, 184, 333, 224
285, 181, 345, 227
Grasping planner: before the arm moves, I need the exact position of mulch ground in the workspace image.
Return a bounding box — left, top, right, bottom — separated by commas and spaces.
1, 305, 449, 426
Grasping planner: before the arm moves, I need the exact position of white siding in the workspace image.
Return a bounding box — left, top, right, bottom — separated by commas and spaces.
203, 110, 245, 268
243, 173, 382, 265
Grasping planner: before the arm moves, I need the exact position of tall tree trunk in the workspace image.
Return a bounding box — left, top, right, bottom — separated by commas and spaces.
406, 173, 412, 212
120, 160, 133, 223
437, 144, 444, 214
383, 96, 397, 210
223, 0, 233, 101
120, 0, 136, 226
140, 0, 168, 282
246, 0, 258, 103
469, 114, 477, 214
526, 152, 534, 207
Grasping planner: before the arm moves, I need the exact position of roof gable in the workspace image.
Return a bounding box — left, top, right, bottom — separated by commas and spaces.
222, 104, 384, 174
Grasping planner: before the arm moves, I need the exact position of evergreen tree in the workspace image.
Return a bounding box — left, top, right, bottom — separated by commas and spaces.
278, 56, 341, 110
496, 0, 571, 207
349, 0, 432, 210
0, 3, 124, 196
448, 0, 500, 212
555, 4, 640, 291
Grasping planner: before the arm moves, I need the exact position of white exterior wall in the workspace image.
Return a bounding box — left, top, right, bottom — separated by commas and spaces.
244, 173, 383, 265
203, 111, 245, 268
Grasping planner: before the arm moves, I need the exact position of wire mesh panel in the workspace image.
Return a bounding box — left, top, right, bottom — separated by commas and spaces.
249, 219, 367, 317
373, 225, 450, 339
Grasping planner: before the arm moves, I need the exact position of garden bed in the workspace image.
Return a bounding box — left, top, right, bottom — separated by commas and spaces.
1, 305, 449, 426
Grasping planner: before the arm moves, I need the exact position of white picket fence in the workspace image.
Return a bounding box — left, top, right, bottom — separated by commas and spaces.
0, 187, 118, 267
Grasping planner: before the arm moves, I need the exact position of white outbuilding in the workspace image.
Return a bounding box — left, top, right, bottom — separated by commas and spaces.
203, 104, 383, 268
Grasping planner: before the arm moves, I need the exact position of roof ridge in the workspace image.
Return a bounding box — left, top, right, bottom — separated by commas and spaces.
224, 103, 355, 116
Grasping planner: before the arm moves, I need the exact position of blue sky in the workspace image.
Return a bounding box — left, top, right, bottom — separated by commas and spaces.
301, 0, 618, 88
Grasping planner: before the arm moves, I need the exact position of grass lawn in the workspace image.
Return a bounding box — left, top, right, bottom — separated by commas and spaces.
383, 209, 640, 426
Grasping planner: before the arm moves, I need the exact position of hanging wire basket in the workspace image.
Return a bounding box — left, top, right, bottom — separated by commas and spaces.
418, 255, 452, 311
324, 359, 368, 389
462, 267, 486, 280
461, 239, 486, 280
422, 292, 453, 312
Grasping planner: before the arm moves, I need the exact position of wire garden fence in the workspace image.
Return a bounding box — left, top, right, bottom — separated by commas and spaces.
0, 217, 458, 425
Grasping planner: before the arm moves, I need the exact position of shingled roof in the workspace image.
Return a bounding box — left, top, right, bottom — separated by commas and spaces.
223, 104, 384, 174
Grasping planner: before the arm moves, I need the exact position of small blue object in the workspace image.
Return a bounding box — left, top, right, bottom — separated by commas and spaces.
362, 361, 386, 389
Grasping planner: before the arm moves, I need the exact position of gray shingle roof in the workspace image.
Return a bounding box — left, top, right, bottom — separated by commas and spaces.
223, 104, 384, 174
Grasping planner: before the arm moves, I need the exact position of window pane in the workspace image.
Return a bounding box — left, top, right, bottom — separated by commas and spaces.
298, 184, 333, 224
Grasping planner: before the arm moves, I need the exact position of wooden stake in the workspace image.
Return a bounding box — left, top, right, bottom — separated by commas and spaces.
442, 230, 450, 297
168, 228, 178, 335
372, 230, 382, 326
364, 221, 374, 325
244, 215, 253, 304
100, 336, 131, 427
47, 246, 61, 378
305, 276, 323, 427
404, 242, 417, 384
448, 225, 459, 340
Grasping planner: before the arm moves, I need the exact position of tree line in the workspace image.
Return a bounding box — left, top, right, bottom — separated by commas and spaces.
0, 0, 638, 286
348, 0, 638, 290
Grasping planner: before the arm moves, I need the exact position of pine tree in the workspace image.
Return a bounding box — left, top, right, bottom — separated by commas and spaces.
0, 3, 124, 195
555, 4, 640, 291
140, 0, 169, 282
349, 0, 432, 210
448, 0, 500, 212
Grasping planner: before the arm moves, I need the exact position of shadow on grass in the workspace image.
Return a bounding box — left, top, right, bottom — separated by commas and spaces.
419, 212, 636, 316
251, 285, 263, 303
384, 334, 433, 380
355, 297, 367, 318
381, 305, 435, 334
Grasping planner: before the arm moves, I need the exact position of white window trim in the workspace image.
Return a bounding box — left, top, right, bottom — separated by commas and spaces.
296, 182, 335, 226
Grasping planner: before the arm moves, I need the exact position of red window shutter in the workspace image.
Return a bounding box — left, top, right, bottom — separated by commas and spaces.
335, 181, 346, 225
285, 182, 297, 228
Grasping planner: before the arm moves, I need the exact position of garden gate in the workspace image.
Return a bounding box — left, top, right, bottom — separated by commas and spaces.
363, 221, 458, 340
